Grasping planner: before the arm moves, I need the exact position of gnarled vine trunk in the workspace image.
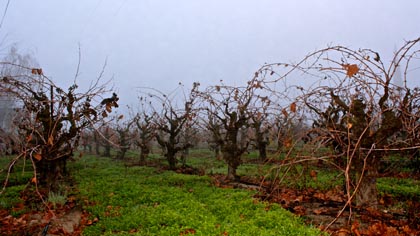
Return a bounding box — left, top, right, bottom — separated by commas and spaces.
353, 154, 379, 207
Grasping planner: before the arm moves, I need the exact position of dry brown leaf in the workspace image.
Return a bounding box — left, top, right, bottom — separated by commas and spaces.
47, 135, 54, 146
343, 64, 359, 77
33, 153, 42, 161
313, 192, 325, 200
281, 108, 288, 118
31, 68, 43, 75
351, 221, 361, 236
283, 138, 292, 148
293, 205, 306, 216
293, 195, 303, 203
105, 103, 112, 113
290, 102, 297, 113
312, 208, 328, 215
310, 170, 317, 181
336, 228, 351, 236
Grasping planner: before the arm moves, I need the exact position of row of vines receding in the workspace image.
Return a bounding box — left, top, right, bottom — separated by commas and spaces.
1, 38, 420, 234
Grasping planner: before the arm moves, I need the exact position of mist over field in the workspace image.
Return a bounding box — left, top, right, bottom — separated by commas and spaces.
1, 0, 419, 108
1, 1, 420, 235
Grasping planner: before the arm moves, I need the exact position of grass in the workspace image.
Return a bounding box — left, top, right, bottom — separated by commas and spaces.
377, 177, 420, 200
48, 190, 68, 208
184, 149, 272, 177
1, 148, 420, 235
0, 156, 32, 214
0, 184, 26, 215
72, 155, 322, 236
292, 166, 343, 191
256, 161, 343, 191
0, 156, 33, 186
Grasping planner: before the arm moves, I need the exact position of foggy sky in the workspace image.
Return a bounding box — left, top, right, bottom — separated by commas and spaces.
1, 0, 419, 109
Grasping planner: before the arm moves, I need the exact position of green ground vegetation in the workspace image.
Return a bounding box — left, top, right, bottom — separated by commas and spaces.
73, 155, 322, 236
1, 148, 419, 235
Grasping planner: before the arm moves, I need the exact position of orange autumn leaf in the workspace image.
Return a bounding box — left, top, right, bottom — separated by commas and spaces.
313, 207, 328, 215
282, 108, 288, 118
106, 103, 112, 113
351, 221, 361, 236
180, 228, 196, 235
31, 177, 37, 183
102, 111, 108, 118
336, 228, 351, 236
48, 135, 54, 146
343, 64, 359, 77
31, 68, 43, 75
284, 138, 292, 148
33, 153, 42, 161
310, 170, 317, 181
290, 102, 297, 113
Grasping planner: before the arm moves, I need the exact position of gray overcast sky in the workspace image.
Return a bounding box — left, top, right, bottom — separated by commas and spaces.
1, 0, 419, 108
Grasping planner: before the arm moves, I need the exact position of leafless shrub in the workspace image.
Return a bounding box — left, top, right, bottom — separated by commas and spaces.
256, 37, 420, 224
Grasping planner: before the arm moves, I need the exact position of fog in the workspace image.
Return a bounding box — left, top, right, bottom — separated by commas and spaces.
1, 0, 419, 109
